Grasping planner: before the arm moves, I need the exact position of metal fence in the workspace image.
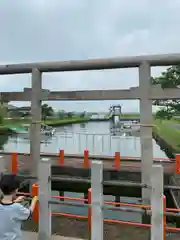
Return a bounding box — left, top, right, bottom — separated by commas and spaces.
6, 132, 139, 156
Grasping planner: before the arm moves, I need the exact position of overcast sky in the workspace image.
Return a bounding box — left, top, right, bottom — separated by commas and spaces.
0, 0, 179, 112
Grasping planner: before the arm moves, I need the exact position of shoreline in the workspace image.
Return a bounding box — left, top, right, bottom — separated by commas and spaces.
0, 117, 90, 134
152, 130, 175, 159
152, 119, 180, 158
0, 126, 13, 134
45, 117, 90, 127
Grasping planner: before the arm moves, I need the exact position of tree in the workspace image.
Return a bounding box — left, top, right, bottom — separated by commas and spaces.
155, 109, 173, 121
41, 104, 54, 120
67, 112, 73, 118
57, 110, 65, 119
152, 65, 180, 118
80, 111, 86, 118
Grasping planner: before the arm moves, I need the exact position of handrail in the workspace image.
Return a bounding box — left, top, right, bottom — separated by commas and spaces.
0, 150, 175, 161
3, 153, 180, 239
17, 191, 180, 213
2, 150, 179, 176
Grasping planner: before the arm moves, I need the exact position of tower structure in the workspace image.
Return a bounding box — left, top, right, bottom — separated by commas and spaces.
109, 105, 122, 135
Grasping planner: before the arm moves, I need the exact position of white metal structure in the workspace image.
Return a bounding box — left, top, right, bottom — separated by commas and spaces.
14, 123, 55, 139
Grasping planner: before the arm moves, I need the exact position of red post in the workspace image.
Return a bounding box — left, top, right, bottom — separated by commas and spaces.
32, 184, 39, 223
114, 152, 120, 169
163, 195, 166, 240
88, 188, 92, 232
175, 154, 180, 174
84, 149, 89, 168
11, 152, 18, 174
58, 149, 64, 165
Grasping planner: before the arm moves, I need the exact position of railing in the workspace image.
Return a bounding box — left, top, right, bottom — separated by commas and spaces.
7, 132, 139, 156
2, 152, 180, 238
1, 150, 180, 175
5, 131, 168, 160
10, 159, 180, 239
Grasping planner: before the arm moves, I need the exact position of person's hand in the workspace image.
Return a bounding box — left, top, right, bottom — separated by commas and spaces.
32, 196, 38, 205
14, 196, 25, 203
30, 196, 38, 212
33, 196, 38, 202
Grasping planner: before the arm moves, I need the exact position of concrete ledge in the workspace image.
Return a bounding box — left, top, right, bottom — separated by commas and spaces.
22, 231, 83, 240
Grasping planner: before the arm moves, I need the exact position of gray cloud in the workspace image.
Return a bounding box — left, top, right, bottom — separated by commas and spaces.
0, 0, 179, 112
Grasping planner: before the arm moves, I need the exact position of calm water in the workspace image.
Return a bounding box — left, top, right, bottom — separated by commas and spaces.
0, 121, 168, 222
2, 121, 167, 158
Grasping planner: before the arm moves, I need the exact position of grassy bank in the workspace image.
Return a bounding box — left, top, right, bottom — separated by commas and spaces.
153, 119, 180, 153
120, 116, 180, 153
44, 117, 90, 126
108, 113, 155, 118
0, 116, 90, 133
0, 126, 11, 134
121, 113, 140, 118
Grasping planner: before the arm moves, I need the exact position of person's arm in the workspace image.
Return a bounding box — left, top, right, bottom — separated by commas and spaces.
15, 196, 38, 221
14, 196, 25, 203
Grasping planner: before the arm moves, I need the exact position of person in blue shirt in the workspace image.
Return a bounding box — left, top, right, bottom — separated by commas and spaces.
0, 174, 37, 240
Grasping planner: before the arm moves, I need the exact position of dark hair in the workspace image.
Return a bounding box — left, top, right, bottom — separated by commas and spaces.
0, 174, 20, 195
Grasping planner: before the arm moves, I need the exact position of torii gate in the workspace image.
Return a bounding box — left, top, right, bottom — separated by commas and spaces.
0, 53, 180, 206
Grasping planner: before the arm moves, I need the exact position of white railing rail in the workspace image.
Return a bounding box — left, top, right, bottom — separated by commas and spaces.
6, 132, 139, 156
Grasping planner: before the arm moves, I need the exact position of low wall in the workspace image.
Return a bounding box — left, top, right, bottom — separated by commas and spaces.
23, 216, 150, 240
22, 216, 180, 240
0, 152, 172, 198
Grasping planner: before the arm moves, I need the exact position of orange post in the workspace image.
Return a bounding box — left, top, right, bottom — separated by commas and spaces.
32, 184, 39, 223
176, 154, 180, 174
11, 152, 18, 174
114, 152, 120, 169
84, 149, 89, 168
58, 149, 64, 165
88, 188, 92, 232
163, 195, 166, 240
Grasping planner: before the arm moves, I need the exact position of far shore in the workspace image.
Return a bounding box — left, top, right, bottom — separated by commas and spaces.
0, 116, 90, 134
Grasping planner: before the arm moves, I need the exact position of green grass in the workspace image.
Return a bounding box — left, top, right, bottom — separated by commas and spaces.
0, 126, 8, 130
106, 113, 156, 118
44, 116, 90, 126
153, 119, 180, 152
121, 113, 141, 118
1, 116, 90, 129
4, 118, 30, 124
0, 125, 11, 133
105, 113, 142, 118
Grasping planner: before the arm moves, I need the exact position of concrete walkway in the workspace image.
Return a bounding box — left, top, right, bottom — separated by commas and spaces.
22, 231, 83, 240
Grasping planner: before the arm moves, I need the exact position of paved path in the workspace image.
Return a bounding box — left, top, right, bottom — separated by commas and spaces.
23, 231, 83, 240
167, 123, 180, 130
